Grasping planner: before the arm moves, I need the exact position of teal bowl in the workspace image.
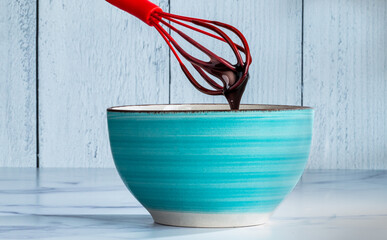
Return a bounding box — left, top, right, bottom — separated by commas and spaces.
107, 104, 313, 227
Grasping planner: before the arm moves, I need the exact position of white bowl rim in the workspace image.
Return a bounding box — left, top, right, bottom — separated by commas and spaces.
107, 104, 312, 112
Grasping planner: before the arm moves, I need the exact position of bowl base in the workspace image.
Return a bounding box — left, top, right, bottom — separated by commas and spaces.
149, 209, 271, 228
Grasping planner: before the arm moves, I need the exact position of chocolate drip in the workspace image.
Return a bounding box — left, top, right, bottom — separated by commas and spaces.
224, 74, 249, 110
197, 59, 249, 110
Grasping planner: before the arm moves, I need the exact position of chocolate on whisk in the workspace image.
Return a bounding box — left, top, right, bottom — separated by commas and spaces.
106, 0, 252, 110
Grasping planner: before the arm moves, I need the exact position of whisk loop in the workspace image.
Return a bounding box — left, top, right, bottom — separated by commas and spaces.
106, 0, 252, 109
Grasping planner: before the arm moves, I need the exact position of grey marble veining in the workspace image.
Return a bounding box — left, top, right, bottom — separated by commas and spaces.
0, 168, 386, 240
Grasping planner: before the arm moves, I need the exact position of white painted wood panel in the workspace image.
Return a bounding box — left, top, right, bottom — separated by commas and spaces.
39, 0, 170, 167
2, 0, 386, 169
304, 0, 387, 169
0, 1, 36, 167
169, 0, 302, 106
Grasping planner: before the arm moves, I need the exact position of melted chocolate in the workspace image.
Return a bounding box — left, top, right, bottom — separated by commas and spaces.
224, 74, 249, 110
150, 11, 252, 110
197, 60, 249, 110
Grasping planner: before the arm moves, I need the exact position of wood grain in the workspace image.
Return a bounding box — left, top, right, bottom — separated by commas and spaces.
2, 0, 386, 169
169, 0, 302, 106
304, 0, 387, 169
0, 1, 36, 167
39, 0, 170, 167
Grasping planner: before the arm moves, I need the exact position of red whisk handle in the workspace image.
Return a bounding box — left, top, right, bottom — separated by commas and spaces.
106, 0, 162, 26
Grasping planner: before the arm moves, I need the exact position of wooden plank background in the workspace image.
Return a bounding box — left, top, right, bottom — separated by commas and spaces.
38, 0, 169, 167
0, 0, 386, 169
304, 0, 387, 169
0, 1, 36, 167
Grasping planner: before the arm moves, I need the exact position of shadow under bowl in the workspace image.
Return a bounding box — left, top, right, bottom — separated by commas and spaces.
107, 104, 314, 228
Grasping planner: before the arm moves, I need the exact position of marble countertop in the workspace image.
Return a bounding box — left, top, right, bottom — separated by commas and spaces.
0, 168, 386, 240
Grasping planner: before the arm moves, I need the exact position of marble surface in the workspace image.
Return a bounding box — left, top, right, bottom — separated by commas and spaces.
0, 168, 386, 240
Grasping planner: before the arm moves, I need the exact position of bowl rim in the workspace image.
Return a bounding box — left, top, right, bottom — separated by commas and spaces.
107, 104, 312, 113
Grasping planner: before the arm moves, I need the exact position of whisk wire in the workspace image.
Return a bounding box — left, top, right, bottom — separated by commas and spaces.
189, 20, 244, 67
153, 16, 236, 71
152, 20, 183, 65
152, 19, 223, 94
192, 65, 225, 90
152, 18, 210, 69
152, 10, 251, 95
154, 12, 246, 53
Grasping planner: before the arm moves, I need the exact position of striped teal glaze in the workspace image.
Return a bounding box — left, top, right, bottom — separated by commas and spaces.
107, 107, 313, 214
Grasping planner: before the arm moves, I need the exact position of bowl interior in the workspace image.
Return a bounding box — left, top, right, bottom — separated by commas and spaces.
108, 104, 310, 112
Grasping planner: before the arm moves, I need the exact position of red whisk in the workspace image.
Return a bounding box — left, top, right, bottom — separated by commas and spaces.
106, 0, 252, 109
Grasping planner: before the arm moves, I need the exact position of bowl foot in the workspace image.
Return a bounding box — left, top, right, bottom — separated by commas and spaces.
148, 209, 271, 228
